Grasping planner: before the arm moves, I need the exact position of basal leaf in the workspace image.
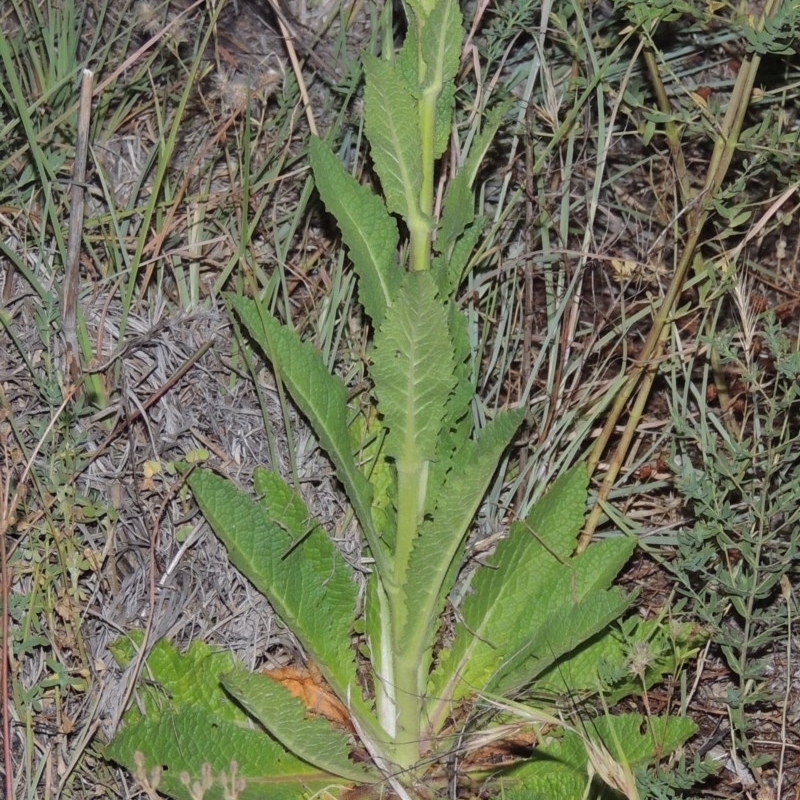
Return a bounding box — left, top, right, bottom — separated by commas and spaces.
187, 469, 362, 712
309, 137, 401, 327
107, 706, 340, 800
253, 467, 314, 537
371, 271, 456, 464
488, 580, 633, 697
525, 462, 588, 553
228, 294, 386, 576
497, 731, 592, 800
588, 713, 698, 766
109, 637, 251, 723
221, 670, 379, 784
427, 465, 632, 721
106, 640, 341, 800
363, 54, 423, 221
536, 618, 705, 703
501, 712, 696, 800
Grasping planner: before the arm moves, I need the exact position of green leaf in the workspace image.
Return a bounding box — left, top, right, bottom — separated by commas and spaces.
435, 173, 472, 262
107, 706, 340, 800
371, 271, 456, 465
309, 137, 401, 327
108, 637, 252, 724
363, 54, 423, 221
498, 731, 594, 800
221, 670, 379, 784
105, 640, 343, 800
409, 409, 524, 598
187, 469, 361, 710
588, 713, 698, 766
432, 218, 486, 295
436, 101, 512, 265
488, 575, 633, 697
427, 465, 634, 720
424, 303, 475, 509
228, 295, 386, 576
536, 618, 705, 702
502, 713, 697, 800
396, 409, 524, 685
349, 410, 396, 550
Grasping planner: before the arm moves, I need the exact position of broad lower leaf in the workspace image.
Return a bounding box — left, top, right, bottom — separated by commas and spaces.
363, 54, 423, 222
587, 713, 698, 766
496, 731, 592, 800
488, 576, 633, 697
535, 618, 705, 702
105, 640, 345, 800
187, 469, 362, 711
309, 137, 401, 327
228, 294, 386, 575
107, 706, 343, 800
221, 670, 380, 784
427, 465, 634, 722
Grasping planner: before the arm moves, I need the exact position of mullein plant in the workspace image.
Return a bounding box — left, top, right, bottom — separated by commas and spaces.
106, 0, 701, 796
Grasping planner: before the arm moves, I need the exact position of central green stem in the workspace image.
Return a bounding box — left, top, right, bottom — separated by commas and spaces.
390, 456, 428, 769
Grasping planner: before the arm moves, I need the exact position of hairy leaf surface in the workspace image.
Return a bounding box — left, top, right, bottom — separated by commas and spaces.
396, 410, 524, 680
188, 470, 361, 708
222, 670, 379, 783
503, 714, 697, 800
436, 101, 512, 268
108, 707, 339, 800
309, 137, 401, 327
427, 465, 634, 720
229, 295, 385, 574
424, 303, 474, 511
364, 54, 423, 221
105, 640, 340, 800
371, 270, 456, 464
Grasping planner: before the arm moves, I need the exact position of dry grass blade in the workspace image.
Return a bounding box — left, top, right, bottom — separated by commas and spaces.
578, 0, 788, 550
